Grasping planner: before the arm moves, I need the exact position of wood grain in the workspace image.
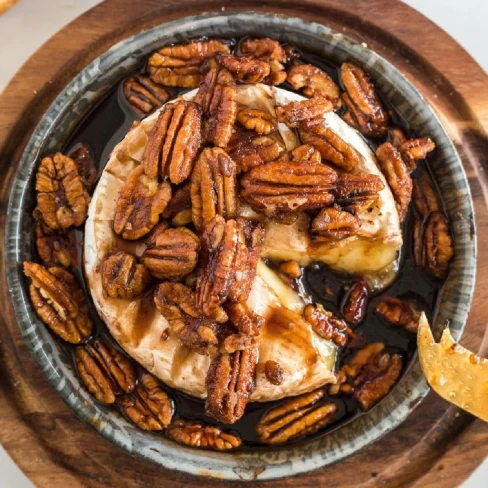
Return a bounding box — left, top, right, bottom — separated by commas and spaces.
1, 1, 487, 486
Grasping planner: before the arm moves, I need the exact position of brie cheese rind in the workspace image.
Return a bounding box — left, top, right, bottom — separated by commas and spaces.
85, 84, 402, 401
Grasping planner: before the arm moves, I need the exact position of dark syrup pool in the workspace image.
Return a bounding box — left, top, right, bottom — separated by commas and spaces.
30, 38, 446, 450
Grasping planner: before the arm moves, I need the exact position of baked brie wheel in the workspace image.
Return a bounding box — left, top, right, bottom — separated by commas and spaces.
84, 83, 402, 402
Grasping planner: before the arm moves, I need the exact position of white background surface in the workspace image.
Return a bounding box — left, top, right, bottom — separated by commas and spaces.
0, 0, 486, 486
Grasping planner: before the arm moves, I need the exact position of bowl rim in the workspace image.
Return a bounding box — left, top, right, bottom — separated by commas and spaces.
4, 11, 477, 482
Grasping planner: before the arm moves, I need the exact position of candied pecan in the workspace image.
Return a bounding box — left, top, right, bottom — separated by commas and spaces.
119, 373, 172, 431
143, 100, 202, 184
412, 172, 441, 218
341, 280, 368, 326
276, 98, 333, 128
68, 144, 98, 192
287, 64, 342, 108
256, 389, 337, 444
162, 182, 191, 218
76, 339, 136, 404
195, 68, 237, 147
24, 262, 93, 344
341, 62, 389, 138
172, 209, 192, 226
226, 302, 263, 337
145, 221, 170, 247
113, 165, 171, 240
35, 153, 90, 230
222, 333, 260, 354
376, 297, 421, 334
241, 161, 337, 220
252, 135, 285, 162
148, 65, 202, 88
190, 147, 237, 232
264, 360, 284, 385
376, 143, 412, 222
265, 60, 287, 85
413, 216, 423, 268
305, 303, 348, 346
215, 53, 270, 83
423, 212, 454, 279
299, 120, 361, 170
237, 109, 277, 135
400, 137, 436, 170
35, 221, 77, 268
279, 144, 322, 164
311, 206, 361, 241
101, 251, 151, 299
155, 282, 222, 355
123, 75, 170, 116
333, 173, 385, 212
167, 419, 242, 450
142, 227, 199, 280
389, 127, 407, 147
278, 260, 302, 279
240, 38, 286, 62
205, 348, 257, 423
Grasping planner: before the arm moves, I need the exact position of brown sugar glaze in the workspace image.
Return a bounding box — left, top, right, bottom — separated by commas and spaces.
47, 38, 448, 449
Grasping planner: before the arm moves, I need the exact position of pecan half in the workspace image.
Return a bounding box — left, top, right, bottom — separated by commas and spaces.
400, 137, 436, 170
195, 68, 237, 147
389, 127, 407, 147
215, 53, 270, 83
113, 165, 172, 240
278, 144, 322, 164
155, 282, 222, 355
205, 348, 257, 423
264, 360, 284, 385
148, 65, 202, 88
75, 339, 137, 404
340, 62, 389, 138
190, 147, 237, 232
222, 333, 260, 354
237, 109, 277, 135
256, 389, 337, 444
24, 262, 93, 344
241, 161, 337, 220
423, 212, 454, 279
276, 97, 333, 128
119, 373, 173, 431
145, 221, 170, 247
166, 419, 242, 450
311, 206, 361, 241
226, 302, 264, 337
35, 153, 90, 230
278, 260, 302, 278
341, 280, 368, 326
299, 120, 361, 170
35, 221, 77, 268
162, 182, 192, 223
142, 227, 199, 280
287, 64, 342, 108
143, 100, 202, 184
333, 173, 385, 212
68, 144, 98, 192
412, 172, 441, 218
123, 75, 170, 116
375, 297, 421, 334
305, 303, 348, 346
376, 143, 412, 222
101, 251, 151, 299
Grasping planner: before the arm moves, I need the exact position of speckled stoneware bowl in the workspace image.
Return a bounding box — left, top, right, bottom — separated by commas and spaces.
5, 12, 476, 482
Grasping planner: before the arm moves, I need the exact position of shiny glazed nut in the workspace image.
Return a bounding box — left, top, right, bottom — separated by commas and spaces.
123, 75, 170, 116
119, 373, 173, 431
304, 303, 348, 346
265, 59, 287, 85
412, 172, 441, 218
278, 260, 302, 279
332, 173, 385, 212
143, 100, 202, 184
222, 333, 260, 354
101, 251, 151, 299
400, 137, 436, 170
240, 161, 337, 220
340, 62, 389, 138
264, 360, 284, 385
311, 206, 361, 241
75, 339, 137, 404
35, 153, 90, 230
341, 280, 369, 326
24, 262, 93, 344
299, 120, 361, 170
240, 38, 286, 62
423, 212, 454, 279
148, 65, 202, 88
162, 182, 191, 219
236, 109, 277, 134
194, 68, 237, 147
35, 221, 77, 268
256, 389, 337, 444
166, 419, 242, 450
275, 97, 333, 128
375, 297, 421, 334
287, 64, 342, 108
376, 143, 412, 222
145, 221, 170, 247
226, 302, 264, 337
205, 347, 257, 423
279, 144, 322, 163
190, 147, 238, 232
113, 165, 172, 240
389, 127, 407, 147
68, 144, 98, 192
215, 53, 270, 83
142, 227, 199, 280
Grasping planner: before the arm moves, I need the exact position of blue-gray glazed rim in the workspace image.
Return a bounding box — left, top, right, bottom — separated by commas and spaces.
5, 11, 476, 482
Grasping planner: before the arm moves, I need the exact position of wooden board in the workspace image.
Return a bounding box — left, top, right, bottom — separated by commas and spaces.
1, 0, 487, 486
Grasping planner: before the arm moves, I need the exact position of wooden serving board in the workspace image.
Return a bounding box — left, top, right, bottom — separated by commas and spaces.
1, 1, 487, 486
